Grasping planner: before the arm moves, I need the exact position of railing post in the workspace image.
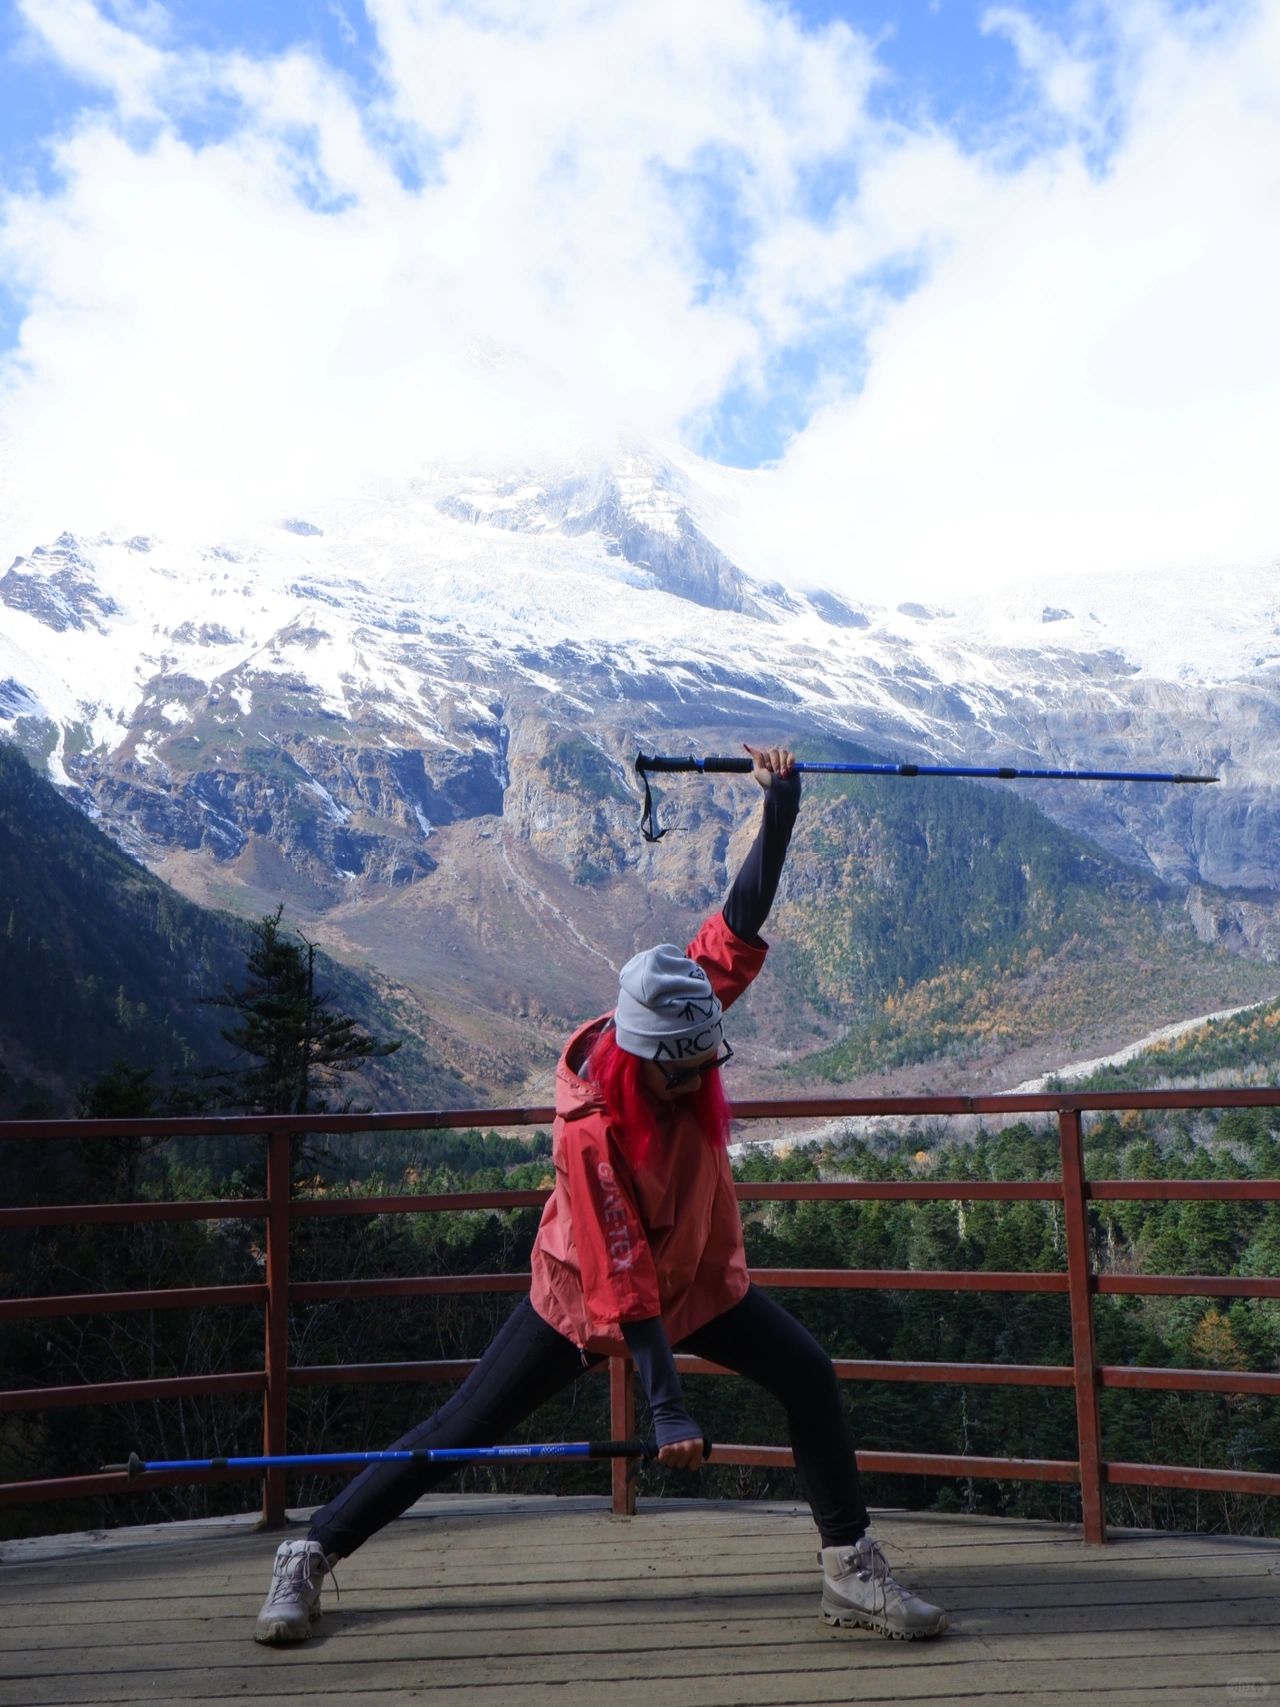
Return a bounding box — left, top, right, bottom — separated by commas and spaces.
609, 1353, 637, 1517
261, 1127, 292, 1528
1059, 1107, 1106, 1543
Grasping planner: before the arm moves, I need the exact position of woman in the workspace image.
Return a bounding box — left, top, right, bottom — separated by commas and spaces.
254, 744, 948, 1644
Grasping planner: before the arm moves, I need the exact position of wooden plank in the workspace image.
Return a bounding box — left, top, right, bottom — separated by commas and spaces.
18, 1694, 1265, 1707
3, 1647, 1279, 1706
12, 1697, 1263, 1707
8, 1566, 1272, 1621
5, 1620, 1280, 1671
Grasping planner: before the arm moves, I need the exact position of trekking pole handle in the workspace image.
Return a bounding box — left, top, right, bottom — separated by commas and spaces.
604, 1437, 715, 1462
636, 754, 753, 775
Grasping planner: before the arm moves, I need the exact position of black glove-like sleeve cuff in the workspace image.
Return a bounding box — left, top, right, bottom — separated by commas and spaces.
621, 1317, 698, 1447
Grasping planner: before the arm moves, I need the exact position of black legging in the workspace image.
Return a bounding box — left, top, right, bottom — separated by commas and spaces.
309, 1285, 868, 1558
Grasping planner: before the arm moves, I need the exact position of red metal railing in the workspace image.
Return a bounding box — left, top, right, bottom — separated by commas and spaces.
3, 1089, 1280, 1543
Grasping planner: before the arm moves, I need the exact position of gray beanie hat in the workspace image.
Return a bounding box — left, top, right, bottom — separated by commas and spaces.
613, 943, 725, 1063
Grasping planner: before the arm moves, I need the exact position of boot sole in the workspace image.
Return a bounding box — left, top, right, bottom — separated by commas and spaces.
822, 1600, 949, 1641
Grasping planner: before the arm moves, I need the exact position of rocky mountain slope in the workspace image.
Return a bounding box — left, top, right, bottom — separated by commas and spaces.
2, 443, 1278, 1096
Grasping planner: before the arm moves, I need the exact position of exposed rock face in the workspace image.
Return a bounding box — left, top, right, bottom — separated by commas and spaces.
77, 734, 455, 893
1, 536, 121, 633
1186, 888, 1280, 962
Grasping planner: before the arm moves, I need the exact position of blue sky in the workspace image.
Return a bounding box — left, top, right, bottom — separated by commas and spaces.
1, 0, 1276, 596
0, 1, 1096, 155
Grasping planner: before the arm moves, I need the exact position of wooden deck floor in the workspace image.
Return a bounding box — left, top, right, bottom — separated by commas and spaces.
1, 1495, 1278, 1707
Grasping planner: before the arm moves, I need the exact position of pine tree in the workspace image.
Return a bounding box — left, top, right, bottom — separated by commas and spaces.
208, 907, 400, 1115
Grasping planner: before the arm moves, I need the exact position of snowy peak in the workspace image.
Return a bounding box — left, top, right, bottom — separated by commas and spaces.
435, 448, 796, 619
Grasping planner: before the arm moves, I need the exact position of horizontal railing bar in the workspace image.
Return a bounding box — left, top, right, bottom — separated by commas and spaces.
290, 1275, 531, 1303
0, 1466, 265, 1508
286, 1356, 1075, 1390
1095, 1275, 1280, 1298
713, 1445, 1082, 1482
10, 1354, 1275, 1417
0, 1108, 558, 1141
715, 1447, 1280, 1495
7, 1269, 1274, 1327
750, 1268, 1069, 1292
289, 1185, 1070, 1215
681, 1355, 1074, 1387
10, 1180, 1279, 1228
291, 1360, 485, 1386
1089, 1180, 1280, 1200
6, 1085, 1280, 1143
730, 1089, 1280, 1118
736, 1181, 1064, 1201
0, 1284, 268, 1322
288, 1355, 1280, 1398
1100, 1365, 1280, 1396
0, 1199, 269, 1229
0, 1371, 267, 1413
1104, 1462, 1280, 1497
291, 1190, 549, 1217
287, 1269, 1071, 1304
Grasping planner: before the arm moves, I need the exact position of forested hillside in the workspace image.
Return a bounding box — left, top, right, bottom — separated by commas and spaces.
773, 771, 1280, 1079
1054, 997, 1280, 1092
0, 743, 468, 1115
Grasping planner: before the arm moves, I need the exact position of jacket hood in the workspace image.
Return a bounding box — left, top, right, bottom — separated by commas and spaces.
554, 1014, 610, 1121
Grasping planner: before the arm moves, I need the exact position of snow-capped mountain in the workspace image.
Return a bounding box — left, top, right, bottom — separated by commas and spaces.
3, 441, 1279, 1083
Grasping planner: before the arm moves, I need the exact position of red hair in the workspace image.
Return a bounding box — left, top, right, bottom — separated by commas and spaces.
585, 1023, 732, 1170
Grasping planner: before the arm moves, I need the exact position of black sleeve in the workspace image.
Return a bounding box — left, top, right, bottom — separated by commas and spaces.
621, 1317, 699, 1446
722, 772, 801, 945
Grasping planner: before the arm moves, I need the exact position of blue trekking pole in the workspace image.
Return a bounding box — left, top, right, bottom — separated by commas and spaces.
102, 1437, 712, 1479
634, 751, 1219, 841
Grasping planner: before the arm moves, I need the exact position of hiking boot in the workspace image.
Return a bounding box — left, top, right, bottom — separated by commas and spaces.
254, 1539, 336, 1644
819, 1536, 949, 1640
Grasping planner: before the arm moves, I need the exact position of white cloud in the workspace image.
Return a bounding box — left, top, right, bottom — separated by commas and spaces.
0, 0, 883, 542
982, 6, 1097, 123
0, 0, 1277, 601
12, 0, 171, 116
742, 0, 1280, 597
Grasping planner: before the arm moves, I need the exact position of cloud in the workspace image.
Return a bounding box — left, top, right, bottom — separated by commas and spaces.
741, 0, 1280, 597
11, 0, 171, 117
0, 0, 1277, 600
0, 0, 878, 542
982, 5, 1097, 124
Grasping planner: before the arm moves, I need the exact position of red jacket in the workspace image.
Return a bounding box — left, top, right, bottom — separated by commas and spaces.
528, 912, 766, 1352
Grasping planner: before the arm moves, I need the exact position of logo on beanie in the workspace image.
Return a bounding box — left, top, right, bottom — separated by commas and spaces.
653, 1022, 723, 1060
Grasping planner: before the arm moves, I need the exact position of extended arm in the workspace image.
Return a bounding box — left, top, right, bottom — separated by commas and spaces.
722, 745, 801, 945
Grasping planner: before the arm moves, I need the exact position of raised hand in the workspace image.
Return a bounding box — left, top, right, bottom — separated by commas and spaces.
742, 744, 797, 789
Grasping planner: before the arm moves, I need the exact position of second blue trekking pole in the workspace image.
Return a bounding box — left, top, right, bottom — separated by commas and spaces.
101, 1437, 712, 1479
634, 751, 1219, 841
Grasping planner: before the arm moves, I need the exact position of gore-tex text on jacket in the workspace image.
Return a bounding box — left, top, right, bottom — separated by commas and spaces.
528, 911, 766, 1353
